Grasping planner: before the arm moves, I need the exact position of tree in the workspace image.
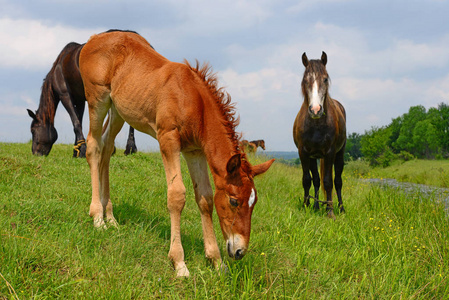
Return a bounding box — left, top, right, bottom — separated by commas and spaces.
361, 126, 393, 166
394, 105, 427, 153
345, 132, 362, 160
412, 120, 439, 158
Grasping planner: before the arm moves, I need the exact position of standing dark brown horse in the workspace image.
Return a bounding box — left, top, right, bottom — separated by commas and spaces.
293, 52, 346, 219
27, 35, 137, 157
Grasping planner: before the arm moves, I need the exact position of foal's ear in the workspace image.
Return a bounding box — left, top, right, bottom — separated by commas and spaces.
226, 154, 242, 175
252, 159, 275, 177
27, 109, 37, 121
302, 52, 309, 67
321, 51, 327, 66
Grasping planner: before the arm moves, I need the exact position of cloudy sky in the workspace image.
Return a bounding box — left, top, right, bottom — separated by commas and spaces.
1, 0, 448, 152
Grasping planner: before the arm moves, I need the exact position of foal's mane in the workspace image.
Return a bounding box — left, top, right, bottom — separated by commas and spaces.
184, 60, 242, 153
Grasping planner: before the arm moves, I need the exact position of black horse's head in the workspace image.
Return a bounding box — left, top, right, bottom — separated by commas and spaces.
27, 109, 58, 156
301, 51, 330, 119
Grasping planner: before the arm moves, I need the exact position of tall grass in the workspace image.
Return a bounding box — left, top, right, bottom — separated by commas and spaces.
1, 143, 448, 299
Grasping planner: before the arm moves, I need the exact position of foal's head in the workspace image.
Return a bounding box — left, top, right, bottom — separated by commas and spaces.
27, 109, 58, 156
214, 154, 274, 260
301, 52, 330, 119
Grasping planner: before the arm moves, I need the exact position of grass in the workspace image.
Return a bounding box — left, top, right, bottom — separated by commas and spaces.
1, 142, 448, 299
346, 158, 449, 188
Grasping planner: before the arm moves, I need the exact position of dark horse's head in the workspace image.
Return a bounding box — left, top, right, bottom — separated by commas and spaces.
301, 51, 329, 119
27, 109, 58, 156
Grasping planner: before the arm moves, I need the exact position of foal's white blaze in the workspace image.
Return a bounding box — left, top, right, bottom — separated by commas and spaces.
309, 76, 322, 115
248, 188, 256, 207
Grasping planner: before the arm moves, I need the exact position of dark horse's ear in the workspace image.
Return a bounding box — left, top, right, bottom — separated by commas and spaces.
27, 109, 37, 121
226, 154, 241, 175
321, 51, 327, 66
302, 52, 309, 67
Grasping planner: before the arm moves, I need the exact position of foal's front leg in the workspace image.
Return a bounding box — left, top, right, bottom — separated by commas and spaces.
159, 130, 189, 277
184, 152, 223, 271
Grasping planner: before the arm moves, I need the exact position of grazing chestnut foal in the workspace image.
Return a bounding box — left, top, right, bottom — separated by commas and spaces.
293, 52, 346, 219
79, 31, 274, 277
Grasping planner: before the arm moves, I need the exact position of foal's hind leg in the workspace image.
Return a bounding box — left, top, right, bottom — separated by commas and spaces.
184, 151, 223, 271
99, 105, 125, 227
334, 147, 345, 213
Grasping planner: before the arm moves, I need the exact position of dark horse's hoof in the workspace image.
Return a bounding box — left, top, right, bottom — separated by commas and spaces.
73, 140, 86, 158
124, 143, 137, 155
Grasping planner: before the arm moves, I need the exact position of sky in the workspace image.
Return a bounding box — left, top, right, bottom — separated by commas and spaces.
1, 0, 449, 152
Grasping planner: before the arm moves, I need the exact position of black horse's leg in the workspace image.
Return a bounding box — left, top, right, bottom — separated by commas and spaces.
334, 145, 345, 213
299, 154, 312, 207
74, 100, 86, 158
322, 157, 335, 219
124, 126, 138, 155
310, 158, 320, 210
60, 93, 86, 158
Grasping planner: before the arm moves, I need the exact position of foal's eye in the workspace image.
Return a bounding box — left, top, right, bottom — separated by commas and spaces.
323, 77, 329, 84
230, 198, 239, 207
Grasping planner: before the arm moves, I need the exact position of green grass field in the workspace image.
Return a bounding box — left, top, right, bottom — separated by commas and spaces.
1, 142, 448, 299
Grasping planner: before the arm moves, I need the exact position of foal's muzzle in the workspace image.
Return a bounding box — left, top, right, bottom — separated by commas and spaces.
226, 235, 247, 260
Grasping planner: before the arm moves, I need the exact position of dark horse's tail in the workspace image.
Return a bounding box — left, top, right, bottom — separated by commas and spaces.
320, 159, 332, 200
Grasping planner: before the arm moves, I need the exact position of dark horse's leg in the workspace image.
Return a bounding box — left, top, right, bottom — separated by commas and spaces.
310, 159, 320, 210
59, 93, 86, 158
322, 157, 335, 219
299, 155, 312, 207
334, 145, 346, 213
124, 126, 138, 155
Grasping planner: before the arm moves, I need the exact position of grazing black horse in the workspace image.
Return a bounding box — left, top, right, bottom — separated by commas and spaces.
293, 52, 346, 219
27, 35, 137, 157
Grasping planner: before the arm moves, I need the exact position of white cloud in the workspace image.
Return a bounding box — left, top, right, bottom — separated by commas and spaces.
0, 17, 103, 70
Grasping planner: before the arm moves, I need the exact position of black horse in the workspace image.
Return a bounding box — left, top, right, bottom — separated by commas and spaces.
27, 34, 137, 157
293, 52, 346, 218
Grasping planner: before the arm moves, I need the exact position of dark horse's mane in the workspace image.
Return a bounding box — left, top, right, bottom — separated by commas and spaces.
38, 42, 82, 125
183, 60, 250, 168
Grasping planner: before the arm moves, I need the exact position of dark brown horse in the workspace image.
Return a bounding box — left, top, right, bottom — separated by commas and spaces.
249, 140, 266, 151
27, 34, 137, 157
293, 52, 346, 219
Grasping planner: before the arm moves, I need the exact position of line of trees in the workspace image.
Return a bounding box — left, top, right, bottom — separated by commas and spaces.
346, 103, 449, 166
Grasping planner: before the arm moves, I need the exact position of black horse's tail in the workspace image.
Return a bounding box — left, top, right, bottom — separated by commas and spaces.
320, 159, 333, 200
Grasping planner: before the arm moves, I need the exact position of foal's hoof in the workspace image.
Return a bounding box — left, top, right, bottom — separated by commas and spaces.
339, 206, 346, 213
107, 217, 119, 228
175, 264, 190, 278
313, 201, 320, 210
93, 217, 107, 230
